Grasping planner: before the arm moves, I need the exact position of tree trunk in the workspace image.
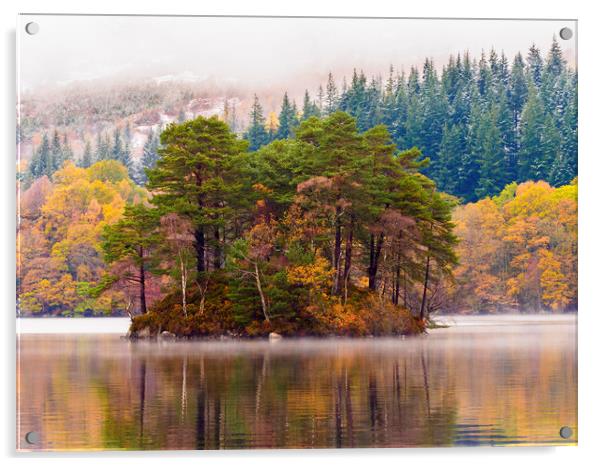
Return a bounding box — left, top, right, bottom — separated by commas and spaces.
194, 226, 205, 273
180, 252, 188, 317
197, 279, 208, 315
368, 233, 384, 291
393, 258, 401, 306
332, 206, 342, 295
403, 271, 408, 308
254, 262, 270, 323
139, 250, 147, 314
419, 255, 431, 321
213, 226, 221, 270
342, 222, 354, 303
368, 234, 375, 285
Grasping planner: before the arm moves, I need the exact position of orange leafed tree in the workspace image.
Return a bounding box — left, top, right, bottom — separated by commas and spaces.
450, 179, 577, 313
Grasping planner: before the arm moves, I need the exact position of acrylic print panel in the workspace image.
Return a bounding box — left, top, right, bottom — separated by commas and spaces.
16, 15, 578, 451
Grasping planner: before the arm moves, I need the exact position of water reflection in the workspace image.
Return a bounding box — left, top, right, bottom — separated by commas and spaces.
17, 316, 577, 450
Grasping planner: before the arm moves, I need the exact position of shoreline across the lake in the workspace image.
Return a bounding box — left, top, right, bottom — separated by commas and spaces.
16, 313, 577, 336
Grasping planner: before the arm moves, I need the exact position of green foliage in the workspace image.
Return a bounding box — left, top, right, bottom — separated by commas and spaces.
238, 39, 576, 202
126, 112, 453, 336
136, 127, 160, 184
275, 92, 299, 140
243, 94, 269, 151
101, 203, 162, 313
147, 115, 249, 273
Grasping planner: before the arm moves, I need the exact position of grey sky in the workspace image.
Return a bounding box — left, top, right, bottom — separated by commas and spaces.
18, 15, 576, 92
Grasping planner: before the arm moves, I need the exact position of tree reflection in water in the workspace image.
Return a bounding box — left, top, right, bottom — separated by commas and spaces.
17, 317, 577, 450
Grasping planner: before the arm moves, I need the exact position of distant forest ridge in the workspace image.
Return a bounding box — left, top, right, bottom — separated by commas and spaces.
18, 38, 576, 202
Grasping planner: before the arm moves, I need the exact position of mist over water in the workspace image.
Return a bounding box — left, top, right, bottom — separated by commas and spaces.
17, 315, 577, 450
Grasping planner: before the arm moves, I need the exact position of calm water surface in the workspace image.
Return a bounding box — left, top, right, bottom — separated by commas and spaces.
17, 315, 577, 450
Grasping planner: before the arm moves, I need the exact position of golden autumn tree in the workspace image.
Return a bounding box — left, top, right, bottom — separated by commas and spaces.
18, 160, 147, 315
451, 179, 577, 313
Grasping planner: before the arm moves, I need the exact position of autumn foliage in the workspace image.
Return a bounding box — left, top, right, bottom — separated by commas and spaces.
17, 161, 150, 315
17, 112, 577, 333
450, 179, 577, 313
123, 113, 457, 337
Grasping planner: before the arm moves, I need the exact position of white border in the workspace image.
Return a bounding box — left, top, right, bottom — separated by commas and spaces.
2, 1, 600, 465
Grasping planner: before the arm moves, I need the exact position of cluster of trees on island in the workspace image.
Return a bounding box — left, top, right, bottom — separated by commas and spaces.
17, 40, 577, 334
104, 112, 457, 336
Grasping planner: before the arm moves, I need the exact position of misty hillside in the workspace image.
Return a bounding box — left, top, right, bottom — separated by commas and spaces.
18, 79, 259, 163
18, 39, 577, 202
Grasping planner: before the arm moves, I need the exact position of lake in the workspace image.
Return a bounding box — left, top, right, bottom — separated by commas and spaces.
16, 315, 577, 451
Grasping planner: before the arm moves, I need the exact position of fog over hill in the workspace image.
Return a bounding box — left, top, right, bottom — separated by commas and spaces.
17, 15, 575, 162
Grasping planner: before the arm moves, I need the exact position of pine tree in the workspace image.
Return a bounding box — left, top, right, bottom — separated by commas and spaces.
382, 68, 406, 145
316, 85, 325, 115
275, 93, 298, 140
489, 48, 500, 90
404, 67, 422, 149
111, 128, 123, 162
557, 74, 578, 184
120, 140, 133, 173
124, 121, 132, 144
62, 133, 74, 163
301, 90, 320, 120
540, 114, 562, 181
325, 72, 338, 115
50, 130, 63, 171
496, 94, 516, 183
442, 55, 461, 104
498, 52, 511, 90
28, 133, 51, 178
477, 52, 493, 99
265, 112, 279, 141
509, 53, 528, 127
458, 100, 486, 202
137, 128, 160, 184
243, 94, 269, 151
80, 140, 93, 168
545, 36, 566, 78
527, 44, 544, 87
474, 105, 506, 198
518, 83, 546, 181
340, 69, 368, 126
102, 204, 162, 314
95, 133, 107, 161
146, 116, 248, 273
419, 59, 446, 176
360, 77, 382, 131
436, 123, 465, 195
94, 133, 104, 161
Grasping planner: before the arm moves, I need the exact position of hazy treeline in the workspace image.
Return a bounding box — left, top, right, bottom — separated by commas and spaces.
243, 39, 576, 202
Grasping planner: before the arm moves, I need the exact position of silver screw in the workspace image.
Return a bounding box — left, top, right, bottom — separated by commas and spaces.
25, 22, 39, 35
559, 27, 573, 40
25, 431, 40, 445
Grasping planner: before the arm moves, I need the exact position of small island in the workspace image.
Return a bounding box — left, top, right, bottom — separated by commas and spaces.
114, 112, 455, 338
